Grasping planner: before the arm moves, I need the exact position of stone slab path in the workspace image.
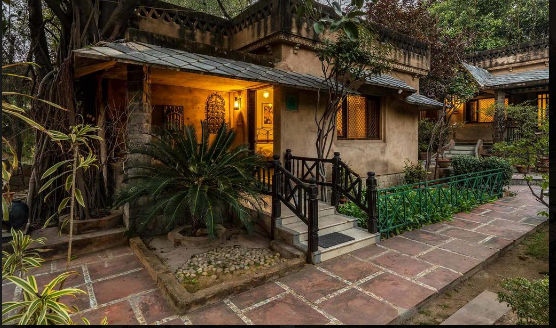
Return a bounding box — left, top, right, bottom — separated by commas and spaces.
2, 186, 546, 325
440, 290, 510, 325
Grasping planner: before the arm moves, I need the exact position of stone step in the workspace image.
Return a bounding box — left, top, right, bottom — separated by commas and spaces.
440, 290, 510, 325
279, 201, 335, 223
297, 227, 380, 263
22, 226, 128, 261
446, 150, 475, 156
277, 214, 358, 243
60, 210, 123, 235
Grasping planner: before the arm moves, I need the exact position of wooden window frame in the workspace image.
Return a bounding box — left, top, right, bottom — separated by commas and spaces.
337, 95, 381, 140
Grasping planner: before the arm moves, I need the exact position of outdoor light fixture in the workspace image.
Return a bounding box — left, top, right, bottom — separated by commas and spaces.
234, 96, 241, 110
263, 91, 270, 98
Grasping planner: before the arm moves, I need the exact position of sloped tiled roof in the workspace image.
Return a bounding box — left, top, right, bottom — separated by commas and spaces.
405, 93, 443, 108
366, 74, 416, 92
73, 41, 333, 91
74, 41, 424, 95
463, 62, 549, 89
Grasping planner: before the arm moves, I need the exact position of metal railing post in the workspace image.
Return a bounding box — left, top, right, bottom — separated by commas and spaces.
366, 172, 378, 234
307, 179, 319, 264
271, 155, 281, 240
285, 149, 292, 172
331, 152, 341, 206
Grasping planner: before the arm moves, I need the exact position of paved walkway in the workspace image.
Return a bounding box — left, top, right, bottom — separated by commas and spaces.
2, 186, 547, 325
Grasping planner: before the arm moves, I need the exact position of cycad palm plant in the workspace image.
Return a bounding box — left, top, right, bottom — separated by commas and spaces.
114, 123, 265, 236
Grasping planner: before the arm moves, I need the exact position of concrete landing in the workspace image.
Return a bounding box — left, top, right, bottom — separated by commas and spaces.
440, 290, 510, 325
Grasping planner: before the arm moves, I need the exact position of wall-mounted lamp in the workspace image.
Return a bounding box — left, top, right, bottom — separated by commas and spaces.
234, 96, 241, 110
263, 91, 270, 99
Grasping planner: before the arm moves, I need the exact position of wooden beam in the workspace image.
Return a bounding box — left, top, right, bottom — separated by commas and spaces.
74, 60, 117, 79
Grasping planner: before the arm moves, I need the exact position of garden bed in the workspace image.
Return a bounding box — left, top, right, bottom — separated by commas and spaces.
129, 229, 305, 313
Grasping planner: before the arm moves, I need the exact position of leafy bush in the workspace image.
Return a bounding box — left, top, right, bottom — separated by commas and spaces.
2, 228, 45, 278
337, 185, 496, 238
114, 123, 265, 236
403, 160, 429, 184
451, 155, 512, 186
497, 276, 549, 325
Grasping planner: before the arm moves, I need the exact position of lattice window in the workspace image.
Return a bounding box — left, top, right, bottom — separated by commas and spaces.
205, 93, 225, 133
336, 95, 381, 140
538, 93, 549, 121
465, 98, 508, 123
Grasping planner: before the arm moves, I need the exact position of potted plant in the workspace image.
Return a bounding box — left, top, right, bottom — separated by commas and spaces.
437, 156, 452, 168
514, 164, 529, 174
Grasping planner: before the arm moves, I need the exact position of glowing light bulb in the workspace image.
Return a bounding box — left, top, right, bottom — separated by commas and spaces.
263, 91, 270, 98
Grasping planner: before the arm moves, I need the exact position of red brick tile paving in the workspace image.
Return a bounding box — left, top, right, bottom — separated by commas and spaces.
87, 254, 142, 280
13, 186, 539, 326
162, 318, 185, 325
76, 300, 138, 325
245, 293, 329, 325
475, 223, 525, 240
481, 236, 513, 249
318, 254, 380, 282
2, 282, 15, 302
439, 239, 497, 260
348, 244, 388, 259
418, 248, 482, 273
230, 282, 285, 310
319, 288, 398, 325
416, 267, 461, 290
378, 236, 432, 256
371, 252, 432, 277
187, 301, 245, 325
34, 268, 85, 289
420, 222, 447, 232
453, 212, 493, 223
360, 273, 435, 309
444, 218, 482, 230
61, 291, 91, 312
93, 269, 156, 304
136, 292, 174, 323
440, 226, 491, 243
277, 266, 347, 302
401, 229, 450, 246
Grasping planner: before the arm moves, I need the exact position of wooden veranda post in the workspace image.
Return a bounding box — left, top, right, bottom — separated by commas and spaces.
271, 155, 281, 240
331, 152, 341, 206
366, 172, 378, 234
307, 179, 319, 264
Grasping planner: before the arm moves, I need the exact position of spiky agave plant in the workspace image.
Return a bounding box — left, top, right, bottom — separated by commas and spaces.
114, 123, 265, 236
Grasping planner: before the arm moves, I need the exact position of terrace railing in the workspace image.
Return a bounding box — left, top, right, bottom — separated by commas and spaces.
376, 168, 505, 235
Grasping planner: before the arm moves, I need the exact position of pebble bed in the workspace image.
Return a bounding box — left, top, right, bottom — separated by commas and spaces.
175, 245, 283, 288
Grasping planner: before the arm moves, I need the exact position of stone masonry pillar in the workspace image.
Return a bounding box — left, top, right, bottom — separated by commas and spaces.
123, 64, 152, 229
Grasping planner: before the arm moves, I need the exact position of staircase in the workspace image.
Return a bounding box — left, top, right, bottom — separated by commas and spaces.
275, 201, 379, 263
256, 150, 380, 264
444, 143, 477, 158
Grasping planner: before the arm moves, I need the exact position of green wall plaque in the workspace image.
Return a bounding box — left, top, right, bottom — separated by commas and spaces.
285, 94, 298, 111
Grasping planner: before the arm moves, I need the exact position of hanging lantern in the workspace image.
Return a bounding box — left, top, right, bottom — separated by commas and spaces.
205, 93, 225, 133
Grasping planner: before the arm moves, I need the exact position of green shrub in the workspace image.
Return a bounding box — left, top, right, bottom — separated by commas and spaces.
451, 155, 512, 186
497, 276, 549, 325
403, 160, 429, 184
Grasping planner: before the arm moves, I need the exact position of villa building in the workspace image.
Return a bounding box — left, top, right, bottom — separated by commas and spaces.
72, 0, 442, 190
448, 41, 549, 144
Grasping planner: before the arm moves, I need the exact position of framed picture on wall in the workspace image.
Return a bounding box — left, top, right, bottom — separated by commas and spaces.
262, 103, 273, 127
